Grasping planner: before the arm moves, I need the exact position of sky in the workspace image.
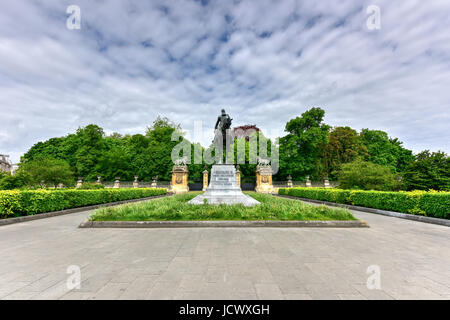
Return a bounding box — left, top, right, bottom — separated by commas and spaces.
1, 0, 449, 163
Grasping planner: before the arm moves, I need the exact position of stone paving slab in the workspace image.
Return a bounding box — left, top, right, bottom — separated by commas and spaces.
0, 204, 449, 300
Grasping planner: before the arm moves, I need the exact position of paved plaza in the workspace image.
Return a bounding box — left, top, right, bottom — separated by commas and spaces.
0, 200, 449, 300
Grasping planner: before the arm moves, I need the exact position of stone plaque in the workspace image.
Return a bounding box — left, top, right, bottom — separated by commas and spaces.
188, 164, 260, 206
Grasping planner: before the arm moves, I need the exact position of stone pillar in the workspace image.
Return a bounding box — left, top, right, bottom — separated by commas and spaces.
305, 175, 312, 187
287, 175, 293, 188
133, 175, 139, 188
255, 164, 274, 193
76, 177, 83, 188
151, 176, 158, 188
113, 177, 120, 188
171, 165, 189, 194
202, 170, 209, 191
97, 176, 102, 184
324, 177, 331, 188
235, 165, 241, 188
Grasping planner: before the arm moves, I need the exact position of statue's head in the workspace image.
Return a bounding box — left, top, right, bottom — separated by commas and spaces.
221, 109, 226, 115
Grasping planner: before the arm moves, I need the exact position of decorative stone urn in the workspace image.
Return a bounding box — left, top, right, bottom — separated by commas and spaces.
171, 164, 189, 194
133, 175, 139, 188
287, 175, 293, 188
324, 176, 331, 188
151, 176, 158, 188
255, 161, 274, 193
305, 175, 312, 187
113, 177, 120, 188
76, 177, 83, 188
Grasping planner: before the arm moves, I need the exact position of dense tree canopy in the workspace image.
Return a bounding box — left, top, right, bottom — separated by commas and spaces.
320, 126, 368, 179
18, 117, 205, 185
337, 159, 398, 191
278, 107, 330, 180
2, 108, 446, 191
19, 157, 75, 188
402, 150, 450, 191
228, 130, 277, 183
0, 171, 31, 190
359, 129, 414, 173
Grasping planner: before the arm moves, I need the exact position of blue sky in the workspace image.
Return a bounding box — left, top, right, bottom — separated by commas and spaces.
1, 0, 449, 162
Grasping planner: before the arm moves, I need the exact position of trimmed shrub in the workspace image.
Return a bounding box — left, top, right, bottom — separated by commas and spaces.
419, 192, 450, 219
348, 190, 422, 214
279, 187, 449, 219
0, 188, 167, 218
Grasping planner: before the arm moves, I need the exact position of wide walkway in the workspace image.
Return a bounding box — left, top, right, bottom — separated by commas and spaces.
0, 200, 449, 300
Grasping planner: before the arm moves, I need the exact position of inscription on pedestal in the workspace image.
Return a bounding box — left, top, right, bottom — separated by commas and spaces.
188, 164, 260, 206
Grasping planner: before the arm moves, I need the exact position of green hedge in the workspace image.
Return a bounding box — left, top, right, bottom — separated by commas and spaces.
0, 188, 167, 218
278, 188, 449, 219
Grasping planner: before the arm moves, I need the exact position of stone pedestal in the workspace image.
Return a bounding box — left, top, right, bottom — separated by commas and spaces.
150, 176, 158, 188
133, 175, 139, 188
324, 177, 331, 188
305, 175, 312, 188
171, 165, 189, 194
287, 175, 293, 188
255, 165, 274, 193
202, 170, 209, 191
235, 166, 241, 188
188, 164, 259, 206
76, 178, 83, 188
113, 177, 120, 188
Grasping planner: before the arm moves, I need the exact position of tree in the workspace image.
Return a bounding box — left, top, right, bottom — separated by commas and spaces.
139, 116, 184, 181
279, 107, 330, 180
75, 124, 105, 180
97, 142, 133, 181
20, 157, 75, 188
337, 159, 398, 191
402, 150, 450, 191
321, 126, 368, 179
359, 129, 414, 173
21, 134, 80, 170
0, 171, 31, 190
227, 130, 276, 183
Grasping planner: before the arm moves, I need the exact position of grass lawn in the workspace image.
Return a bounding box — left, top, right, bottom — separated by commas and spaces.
89, 192, 356, 221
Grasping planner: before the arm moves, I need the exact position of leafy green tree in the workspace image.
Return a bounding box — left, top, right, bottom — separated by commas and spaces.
402, 150, 450, 191
227, 130, 277, 183
97, 142, 133, 181
22, 134, 80, 169
139, 116, 184, 181
337, 159, 398, 191
124, 134, 150, 180
321, 126, 368, 179
359, 129, 414, 173
75, 124, 105, 180
0, 171, 31, 190
279, 107, 330, 180
20, 157, 75, 188
188, 142, 205, 183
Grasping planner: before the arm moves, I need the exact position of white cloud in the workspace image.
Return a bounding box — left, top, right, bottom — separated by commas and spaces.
0, 0, 449, 163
